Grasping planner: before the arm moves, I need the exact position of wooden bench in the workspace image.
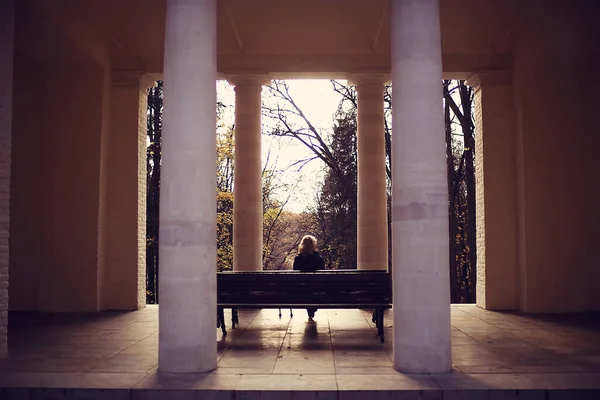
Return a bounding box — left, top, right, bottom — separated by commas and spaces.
217, 270, 391, 342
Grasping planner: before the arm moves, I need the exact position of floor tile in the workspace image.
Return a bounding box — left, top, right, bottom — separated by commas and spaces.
524, 373, 600, 389
135, 372, 242, 390
0, 372, 147, 389
336, 373, 439, 390
238, 374, 337, 390
4, 305, 600, 393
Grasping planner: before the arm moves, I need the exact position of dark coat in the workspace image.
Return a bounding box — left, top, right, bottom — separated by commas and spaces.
293, 252, 325, 272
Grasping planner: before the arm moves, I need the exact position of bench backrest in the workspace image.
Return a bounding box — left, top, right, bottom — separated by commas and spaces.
217, 270, 391, 306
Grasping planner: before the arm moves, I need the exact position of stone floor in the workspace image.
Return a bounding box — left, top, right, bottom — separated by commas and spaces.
1, 304, 600, 398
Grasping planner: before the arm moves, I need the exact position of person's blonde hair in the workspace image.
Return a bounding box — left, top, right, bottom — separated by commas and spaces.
298, 235, 317, 255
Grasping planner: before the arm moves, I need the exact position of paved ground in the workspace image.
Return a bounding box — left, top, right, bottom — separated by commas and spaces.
1, 304, 600, 397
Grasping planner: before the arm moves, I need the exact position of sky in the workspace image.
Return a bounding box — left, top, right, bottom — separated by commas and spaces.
217, 79, 346, 213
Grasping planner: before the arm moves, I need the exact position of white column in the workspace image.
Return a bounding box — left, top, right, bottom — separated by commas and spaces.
229, 76, 267, 272
353, 75, 389, 271
0, 0, 15, 359
159, 0, 217, 373
391, 0, 451, 373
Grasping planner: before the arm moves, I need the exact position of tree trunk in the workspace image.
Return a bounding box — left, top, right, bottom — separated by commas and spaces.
459, 82, 476, 303
443, 81, 459, 303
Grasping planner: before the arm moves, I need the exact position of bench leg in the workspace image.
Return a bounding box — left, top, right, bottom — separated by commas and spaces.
231, 308, 239, 329
372, 309, 378, 334
217, 306, 227, 336
376, 308, 385, 343
279, 308, 293, 318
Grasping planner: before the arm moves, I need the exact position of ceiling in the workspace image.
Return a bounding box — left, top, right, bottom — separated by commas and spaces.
16, 0, 518, 78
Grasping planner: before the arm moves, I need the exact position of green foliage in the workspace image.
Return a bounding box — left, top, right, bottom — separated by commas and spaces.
315, 109, 358, 269
216, 116, 235, 271
216, 191, 233, 271
217, 126, 234, 193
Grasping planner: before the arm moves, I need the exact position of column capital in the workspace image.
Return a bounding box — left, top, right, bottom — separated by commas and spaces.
348, 73, 390, 87
113, 70, 157, 90
466, 70, 511, 89
227, 74, 271, 88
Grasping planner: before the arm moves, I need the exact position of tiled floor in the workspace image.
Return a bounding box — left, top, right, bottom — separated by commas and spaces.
1, 304, 600, 395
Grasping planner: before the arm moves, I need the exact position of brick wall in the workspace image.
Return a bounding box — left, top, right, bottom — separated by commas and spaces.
137, 86, 148, 308
103, 75, 149, 310
0, 0, 15, 357
470, 72, 519, 311
473, 86, 486, 309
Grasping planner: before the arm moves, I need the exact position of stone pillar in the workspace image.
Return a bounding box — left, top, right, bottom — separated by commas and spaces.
467, 71, 519, 311
159, 0, 217, 373
230, 76, 267, 272
0, 0, 15, 358
391, 0, 451, 373
353, 75, 389, 271
104, 73, 154, 310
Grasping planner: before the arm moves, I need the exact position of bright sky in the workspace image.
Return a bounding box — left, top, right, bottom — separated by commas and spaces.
217, 79, 346, 213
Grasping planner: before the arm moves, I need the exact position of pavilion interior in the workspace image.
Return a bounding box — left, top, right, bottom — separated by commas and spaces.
7, 0, 600, 319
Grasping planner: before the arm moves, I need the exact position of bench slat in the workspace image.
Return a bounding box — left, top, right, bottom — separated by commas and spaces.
217, 270, 392, 306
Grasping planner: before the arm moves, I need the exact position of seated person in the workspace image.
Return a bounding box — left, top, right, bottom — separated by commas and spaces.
293, 235, 325, 321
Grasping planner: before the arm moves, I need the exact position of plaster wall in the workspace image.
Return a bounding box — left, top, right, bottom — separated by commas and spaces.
0, 0, 15, 357
103, 81, 148, 310
10, 65, 111, 312
512, 2, 600, 312
8, 54, 45, 311
9, 1, 150, 313
473, 77, 519, 310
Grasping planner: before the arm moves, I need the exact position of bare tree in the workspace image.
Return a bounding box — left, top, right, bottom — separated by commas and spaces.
443, 80, 476, 303
263, 80, 344, 180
